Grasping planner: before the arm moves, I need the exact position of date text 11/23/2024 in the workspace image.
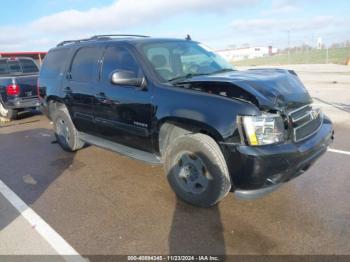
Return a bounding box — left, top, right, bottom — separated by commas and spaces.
127, 255, 221, 261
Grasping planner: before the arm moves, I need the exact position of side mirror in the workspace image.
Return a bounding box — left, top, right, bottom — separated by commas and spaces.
110, 70, 145, 87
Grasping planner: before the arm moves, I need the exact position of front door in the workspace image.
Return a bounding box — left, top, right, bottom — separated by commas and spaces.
94, 44, 154, 152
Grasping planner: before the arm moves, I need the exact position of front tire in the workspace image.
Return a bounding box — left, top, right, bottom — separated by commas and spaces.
0, 101, 18, 120
164, 133, 231, 207
52, 108, 85, 152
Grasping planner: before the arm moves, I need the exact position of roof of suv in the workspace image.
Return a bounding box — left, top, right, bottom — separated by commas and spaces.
54, 35, 193, 49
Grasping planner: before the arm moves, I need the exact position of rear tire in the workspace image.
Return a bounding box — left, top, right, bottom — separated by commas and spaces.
164, 133, 231, 207
52, 108, 85, 152
0, 101, 18, 120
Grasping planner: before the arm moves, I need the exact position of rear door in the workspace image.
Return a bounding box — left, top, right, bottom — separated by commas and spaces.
63, 45, 102, 134
39, 48, 71, 102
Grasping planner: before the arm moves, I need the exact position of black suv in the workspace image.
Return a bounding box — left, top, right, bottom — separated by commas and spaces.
39, 35, 334, 207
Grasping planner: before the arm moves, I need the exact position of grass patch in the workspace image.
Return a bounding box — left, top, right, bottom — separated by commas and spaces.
234, 47, 350, 66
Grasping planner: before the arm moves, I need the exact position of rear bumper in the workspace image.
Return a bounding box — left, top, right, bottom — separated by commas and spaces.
224, 116, 334, 199
6, 97, 40, 109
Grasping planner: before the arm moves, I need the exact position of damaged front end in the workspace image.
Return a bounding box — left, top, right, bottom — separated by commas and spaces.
175, 68, 313, 111
174, 68, 321, 146
174, 68, 333, 198
177, 80, 260, 107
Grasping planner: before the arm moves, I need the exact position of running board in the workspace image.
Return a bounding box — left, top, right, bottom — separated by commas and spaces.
79, 132, 162, 165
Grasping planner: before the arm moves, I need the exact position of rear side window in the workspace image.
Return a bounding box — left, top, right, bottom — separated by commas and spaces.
41, 49, 70, 78
70, 47, 100, 82
19, 59, 39, 73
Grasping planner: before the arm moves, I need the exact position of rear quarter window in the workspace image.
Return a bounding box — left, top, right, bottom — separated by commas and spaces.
41, 49, 70, 78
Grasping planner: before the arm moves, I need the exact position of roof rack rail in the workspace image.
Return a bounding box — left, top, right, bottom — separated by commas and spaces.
90, 34, 150, 40
56, 38, 92, 47
56, 34, 150, 47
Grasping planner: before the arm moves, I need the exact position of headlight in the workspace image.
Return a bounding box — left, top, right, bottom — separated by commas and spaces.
240, 113, 285, 146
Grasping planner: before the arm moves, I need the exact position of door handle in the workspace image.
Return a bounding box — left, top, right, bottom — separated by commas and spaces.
95, 92, 106, 99
66, 72, 72, 80
96, 92, 113, 105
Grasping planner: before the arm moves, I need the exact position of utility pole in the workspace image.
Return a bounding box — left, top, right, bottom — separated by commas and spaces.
287, 30, 290, 64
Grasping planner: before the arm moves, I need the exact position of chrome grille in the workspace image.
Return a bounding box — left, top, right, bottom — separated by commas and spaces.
288, 105, 323, 142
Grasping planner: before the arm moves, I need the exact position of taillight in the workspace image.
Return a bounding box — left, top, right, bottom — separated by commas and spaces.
6, 84, 20, 96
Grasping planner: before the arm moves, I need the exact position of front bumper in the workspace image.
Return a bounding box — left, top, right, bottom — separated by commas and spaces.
6, 97, 40, 109
224, 117, 334, 199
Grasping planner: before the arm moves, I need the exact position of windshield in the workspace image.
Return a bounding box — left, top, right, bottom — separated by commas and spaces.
141, 41, 234, 83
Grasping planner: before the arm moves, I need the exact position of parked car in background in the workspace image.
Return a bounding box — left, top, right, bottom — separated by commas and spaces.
0, 57, 40, 120
38, 35, 334, 207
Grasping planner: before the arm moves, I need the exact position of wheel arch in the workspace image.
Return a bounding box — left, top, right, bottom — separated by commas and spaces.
156, 117, 224, 158
45, 96, 68, 119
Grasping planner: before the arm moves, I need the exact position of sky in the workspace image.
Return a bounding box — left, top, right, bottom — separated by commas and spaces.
0, 0, 349, 51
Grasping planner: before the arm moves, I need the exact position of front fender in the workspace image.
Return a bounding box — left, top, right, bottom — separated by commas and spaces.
153, 85, 259, 146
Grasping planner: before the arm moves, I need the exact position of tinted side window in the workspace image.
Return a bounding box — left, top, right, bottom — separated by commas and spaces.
19, 59, 39, 73
102, 46, 141, 82
70, 47, 100, 82
41, 49, 69, 78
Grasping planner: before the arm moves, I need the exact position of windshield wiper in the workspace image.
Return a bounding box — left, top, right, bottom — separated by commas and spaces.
168, 68, 235, 83
208, 68, 235, 75
168, 73, 207, 84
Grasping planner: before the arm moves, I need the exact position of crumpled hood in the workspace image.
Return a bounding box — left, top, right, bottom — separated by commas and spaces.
183, 68, 312, 111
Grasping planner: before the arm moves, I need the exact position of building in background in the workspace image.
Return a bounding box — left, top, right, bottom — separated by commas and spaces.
317, 37, 323, 49
0, 52, 47, 66
216, 46, 278, 62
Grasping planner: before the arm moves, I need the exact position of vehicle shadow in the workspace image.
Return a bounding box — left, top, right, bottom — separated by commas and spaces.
167, 155, 226, 255
168, 200, 225, 255
16, 109, 42, 120
0, 128, 74, 231
167, 158, 280, 256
